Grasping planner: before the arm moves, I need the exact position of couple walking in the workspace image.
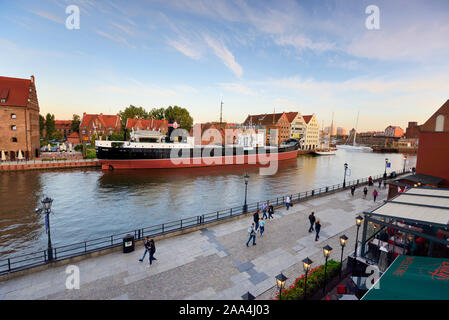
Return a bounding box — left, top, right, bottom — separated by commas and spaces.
247, 209, 270, 246
262, 202, 274, 220
139, 236, 157, 266
308, 212, 321, 241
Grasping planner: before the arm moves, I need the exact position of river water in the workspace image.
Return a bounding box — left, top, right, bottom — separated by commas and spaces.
0, 150, 416, 258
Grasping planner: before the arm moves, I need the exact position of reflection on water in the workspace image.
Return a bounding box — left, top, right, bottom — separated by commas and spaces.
0, 150, 416, 258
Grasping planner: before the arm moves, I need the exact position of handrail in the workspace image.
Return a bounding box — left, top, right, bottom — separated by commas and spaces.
0, 168, 409, 275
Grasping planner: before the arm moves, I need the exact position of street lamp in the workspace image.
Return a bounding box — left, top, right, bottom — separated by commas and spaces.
275, 273, 288, 300
353, 215, 364, 274
343, 163, 348, 188
322, 245, 333, 295
38, 196, 54, 261
384, 158, 389, 178
241, 291, 255, 300
403, 155, 407, 173
302, 257, 313, 300
339, 235, 348, 279
243, 173, 249, 213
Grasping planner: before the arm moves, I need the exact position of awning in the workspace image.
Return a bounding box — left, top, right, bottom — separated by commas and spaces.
362, 255, 449, 300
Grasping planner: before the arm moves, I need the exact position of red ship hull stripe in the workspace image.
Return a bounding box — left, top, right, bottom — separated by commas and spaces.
100, 150, 299, 169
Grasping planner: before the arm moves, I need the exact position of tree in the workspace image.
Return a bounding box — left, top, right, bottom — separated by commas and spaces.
39, 114, 45, 137
71, 114, 80, 133
119, 105, 149, 127
45, 113, 56, 140
165, 105, 193, 131
148, 107, 166, 120
54, 131, 64, 141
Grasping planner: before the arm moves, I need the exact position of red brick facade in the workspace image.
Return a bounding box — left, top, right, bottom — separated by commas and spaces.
126, 118, 168, 134
79, 113, 121, 142
243, 112, 291, 145
0, 75, 40, 160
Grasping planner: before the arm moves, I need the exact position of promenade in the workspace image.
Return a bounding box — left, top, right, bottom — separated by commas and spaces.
0, 184, 387, 300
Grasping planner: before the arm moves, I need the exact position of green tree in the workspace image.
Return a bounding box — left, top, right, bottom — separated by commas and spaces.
148, 107, 166, 120
39, 114, 45, 137
108, 133, 124, 141
71, 114, 80, 133
45, 113, 56, 140
119, 105, 149, 127
54, 131, 64, 141
165, 105, 193, 131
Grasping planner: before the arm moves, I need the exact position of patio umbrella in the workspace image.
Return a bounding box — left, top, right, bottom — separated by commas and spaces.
18, 150, 23, 160
47, 144, 51, 151
69, 143, 72, 152
1, 150, 6, 161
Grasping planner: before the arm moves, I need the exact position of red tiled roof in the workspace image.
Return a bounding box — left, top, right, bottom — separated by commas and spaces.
126, 118, 168, 131
285, 112, 298, 123
243, 113, 286, 126
0, 76, 31, 107
80, 113, 121, 129
303, 115, 313, 124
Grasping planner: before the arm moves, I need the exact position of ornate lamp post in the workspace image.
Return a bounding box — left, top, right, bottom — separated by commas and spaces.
339, 235, 348, 279
384, 158, 389, 178
241, 291, 255, 300
37, 196, 54, 261
302, 257, 313, 300
243, 173, 249, 213
322, 245, 333, 295
353, 215, 364, 274
275, 273, 288, 300
403, 156, 407, 173
343, 163, 348, 188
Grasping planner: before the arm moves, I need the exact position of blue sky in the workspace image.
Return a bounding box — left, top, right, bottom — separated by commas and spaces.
1, 0, 448, 131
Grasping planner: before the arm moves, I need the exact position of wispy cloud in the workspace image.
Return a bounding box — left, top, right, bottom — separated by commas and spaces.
28, 9, 64, 24
204, 34, 242, 78
95, 29, 135, 48
220, 82, 256, 96
166, 38, 201, 60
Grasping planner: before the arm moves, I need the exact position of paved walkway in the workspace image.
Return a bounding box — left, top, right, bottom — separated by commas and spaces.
0, 185, 387, 300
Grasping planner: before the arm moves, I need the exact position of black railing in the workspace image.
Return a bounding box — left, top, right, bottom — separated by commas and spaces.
0, 168, 410, 275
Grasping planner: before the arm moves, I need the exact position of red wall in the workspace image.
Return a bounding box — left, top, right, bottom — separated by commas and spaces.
416, 132, 449, 187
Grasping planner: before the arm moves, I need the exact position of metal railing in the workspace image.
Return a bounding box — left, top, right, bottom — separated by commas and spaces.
0, 168, 410, 275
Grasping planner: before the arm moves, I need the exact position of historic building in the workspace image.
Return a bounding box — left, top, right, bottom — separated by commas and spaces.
0, 75, 40, 160
286, 112, 306, 141
384, 125, 404, 137
79, 113, 122, 142
302, 114, 320, 150
243, 112, 291, 145
55, 120, 72, 138
416, 99, 449, 187
405, 121, 420, 140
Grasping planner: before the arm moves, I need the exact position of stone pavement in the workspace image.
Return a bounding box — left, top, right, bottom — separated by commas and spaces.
0, 184, 387, 300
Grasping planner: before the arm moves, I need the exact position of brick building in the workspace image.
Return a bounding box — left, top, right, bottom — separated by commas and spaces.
55, 120, 72, 138
243, 112, 291, 145
0, 75, 40, 160
405, 121, 420, 139
79, 113, 121, 142
416, 99, 449, 187
385, 125, 404, 137
126, 118, 168, 134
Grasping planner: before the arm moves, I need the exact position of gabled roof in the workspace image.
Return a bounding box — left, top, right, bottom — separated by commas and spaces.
420, 99, 449, 131
303, 115, 313, 124
55, 120, 72, 125
126, 118, 168, 131
244, 113, 287, 126
0, 76, 32, 107
285, 112, 299, 123
80, 113, 121, 129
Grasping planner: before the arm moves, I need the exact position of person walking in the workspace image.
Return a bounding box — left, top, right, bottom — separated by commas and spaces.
308, 212, 316, 233
268, 204, 274, 220
148, 239, 157, 266
262, 201, 268, 219
363, 186, 368, 199
246, 223, 257, 246
286, 195, 291, 210
373, 189, 378, 202
315, 219, 321, 241
253, 210, 260, 231
383, 179, 387, 189
378, 179, 382, 188
139, 236, 151, 262
368, 176, 373, 186
350, 185, 356, 196
259, 218, 265, 237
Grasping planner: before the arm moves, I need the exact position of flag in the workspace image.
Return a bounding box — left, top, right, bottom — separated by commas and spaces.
386, 162, 391, 168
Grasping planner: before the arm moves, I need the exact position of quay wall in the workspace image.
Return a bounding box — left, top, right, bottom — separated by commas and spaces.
0, 160, 100, 172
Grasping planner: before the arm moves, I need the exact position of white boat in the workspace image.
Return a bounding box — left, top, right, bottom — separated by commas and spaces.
337, 111, 372, 152
314, 113, 337, 156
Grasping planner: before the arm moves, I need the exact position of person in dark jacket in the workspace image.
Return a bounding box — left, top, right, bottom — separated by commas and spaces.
363, 186, 368, 199
253, 210, 260, 230
315, 220, 321, 241
350, 185, 356, 196
148, 239, 157, 266
308, 212, 316, 232
139, 236, 151, 262
268, 204, 274, 219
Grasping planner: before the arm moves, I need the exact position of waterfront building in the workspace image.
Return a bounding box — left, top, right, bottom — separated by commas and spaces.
55, 120, 72, 138
0, 75, 40, 160
302, 114, 320, 150
67, 131, 81, 145
416, 99, 449, 187
384, 125, 404, 138
243, 112, 291, 145
405, 121, 420, 140
79, 113, 122, 142
336, 127, 347, 136
126, 118, 168, 134
285, 112, 306, 141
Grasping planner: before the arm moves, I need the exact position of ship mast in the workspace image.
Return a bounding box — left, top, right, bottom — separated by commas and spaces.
220, 100, 223, 124
330, 112, 334, 148
353, 110, 360, 146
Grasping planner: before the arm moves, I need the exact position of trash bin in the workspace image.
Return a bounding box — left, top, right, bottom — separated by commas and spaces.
123, 234, 135, 253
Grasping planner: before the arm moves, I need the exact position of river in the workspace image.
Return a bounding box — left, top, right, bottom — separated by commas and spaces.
0, 150, 416, 258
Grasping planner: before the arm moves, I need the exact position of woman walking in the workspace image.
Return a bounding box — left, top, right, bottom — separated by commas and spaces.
262, 202, 268, 219
268, 204, 274, 219
148, 239, 157, 266
286, 195, 291, 210
373, 189, 379, 202
259, 218, 265, 237
315, 220, 321, 241
363, 186, 368, 199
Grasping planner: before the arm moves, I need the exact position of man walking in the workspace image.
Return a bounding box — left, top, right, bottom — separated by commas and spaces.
373, 189, 378, 202
246, 222, 257, 246
315, 219, 321, 241
262, 201, 268, 219
139, 236, 151, 262
148, 239, 157, 267
363, 186, 368, 199
253, 210, 260, 231
350, 185, 356, 196
308, 212, 316, 233
268, 204, 274, 220
286, 195, 291, 210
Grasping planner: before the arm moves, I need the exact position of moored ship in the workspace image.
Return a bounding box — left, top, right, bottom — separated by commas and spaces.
96, 130, 299, 170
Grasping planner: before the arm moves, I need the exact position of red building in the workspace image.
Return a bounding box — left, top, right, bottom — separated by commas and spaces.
243, 112, 291, 145
67, 131, 81, 145
125, 118, 168, 134
416, 100, 449, 187
385, 125, 404, 137
405, 121, 420, 139
79, 113, 121, 142
55, 120, 72, 138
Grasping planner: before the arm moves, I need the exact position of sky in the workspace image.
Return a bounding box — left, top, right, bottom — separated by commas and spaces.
1, 0, 448, 131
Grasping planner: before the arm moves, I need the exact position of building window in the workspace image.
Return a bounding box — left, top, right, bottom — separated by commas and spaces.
11, 125, 17, 131
12, 137, 17, 143
11, 113, 16, 119
435, 115, 444, 132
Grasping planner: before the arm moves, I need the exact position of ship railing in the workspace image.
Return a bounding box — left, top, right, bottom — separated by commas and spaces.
0, 168, 409, 275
